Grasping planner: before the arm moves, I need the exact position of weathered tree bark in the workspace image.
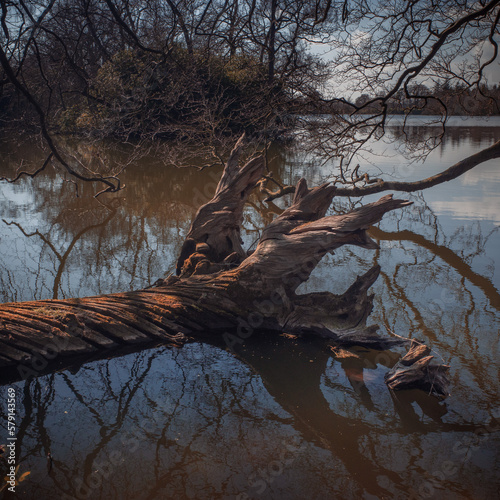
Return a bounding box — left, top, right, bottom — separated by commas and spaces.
0, 136, 449, 396
385, 341, 450, 397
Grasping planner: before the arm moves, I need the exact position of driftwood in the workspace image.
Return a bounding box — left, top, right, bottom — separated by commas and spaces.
0, 135, 449, 396
385, 341, 450, 397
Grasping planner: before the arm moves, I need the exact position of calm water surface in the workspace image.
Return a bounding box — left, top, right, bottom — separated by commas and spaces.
0, 118, 499, 499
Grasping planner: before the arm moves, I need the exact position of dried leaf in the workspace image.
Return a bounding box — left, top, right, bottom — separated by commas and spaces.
18, 471, 31, 482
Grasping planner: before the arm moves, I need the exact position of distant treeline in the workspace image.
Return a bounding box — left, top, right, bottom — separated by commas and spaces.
355, 82, 500, 116
296, 82, 500, 117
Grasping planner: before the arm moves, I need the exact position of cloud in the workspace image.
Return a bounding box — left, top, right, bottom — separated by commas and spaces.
431, 197, 500, 225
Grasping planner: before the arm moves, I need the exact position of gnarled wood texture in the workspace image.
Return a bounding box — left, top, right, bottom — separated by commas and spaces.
385, 341, 450, 397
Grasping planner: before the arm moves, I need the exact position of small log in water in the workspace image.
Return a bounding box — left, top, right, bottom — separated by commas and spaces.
385, 341, 450, 397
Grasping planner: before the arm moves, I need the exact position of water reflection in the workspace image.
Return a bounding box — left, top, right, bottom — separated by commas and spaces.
2, 204, 118, 299
0, 121, 499, 499
0, 335, 497, 499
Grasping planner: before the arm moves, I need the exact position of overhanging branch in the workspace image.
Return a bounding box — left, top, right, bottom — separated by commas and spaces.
264, 138, 500, 200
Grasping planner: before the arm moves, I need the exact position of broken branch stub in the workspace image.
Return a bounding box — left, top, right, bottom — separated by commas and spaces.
385, 341, 450, 398
235, 191, 413, 295
176, 134, 266, 277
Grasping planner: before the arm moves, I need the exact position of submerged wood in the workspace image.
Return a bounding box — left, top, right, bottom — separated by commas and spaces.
0, 135, 449, 396
385, 341, 450, 398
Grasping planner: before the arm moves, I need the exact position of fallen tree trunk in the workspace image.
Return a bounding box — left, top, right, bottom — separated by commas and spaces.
0, 136, 449, 396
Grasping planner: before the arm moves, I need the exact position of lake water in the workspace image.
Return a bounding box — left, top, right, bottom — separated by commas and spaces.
0, 118, 499, 499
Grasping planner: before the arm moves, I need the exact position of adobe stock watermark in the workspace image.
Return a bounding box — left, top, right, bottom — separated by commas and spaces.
15, 314, 89, 381
59, 399, 176, 500
425, 288, 458, 318
408, 407, 500, 499
222, 247, 328, 351
4, 386, 17, 493
191, 168, 224, 208
222, 284, 289, 351
236, 435, 307, 499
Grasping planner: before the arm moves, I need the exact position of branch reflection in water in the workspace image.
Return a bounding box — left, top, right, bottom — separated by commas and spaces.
0, 119, 499, 499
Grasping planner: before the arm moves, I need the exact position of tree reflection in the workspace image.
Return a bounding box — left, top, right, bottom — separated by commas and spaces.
0, 137, 293, 304
364, 198, 500, 404
2, 204, 117, 299
1, 328, 497, 500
